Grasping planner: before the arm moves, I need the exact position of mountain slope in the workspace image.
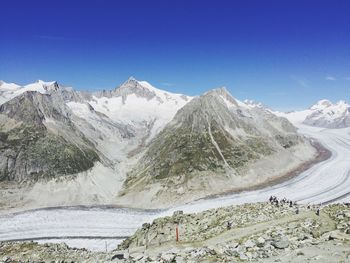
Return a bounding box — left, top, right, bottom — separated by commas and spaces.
0, 78, 321, 210
119, 88, 317, 207
0, 78, 192, 183
0, 78, 195, 209
0, 91, 99, 181
86, 77, 192, 143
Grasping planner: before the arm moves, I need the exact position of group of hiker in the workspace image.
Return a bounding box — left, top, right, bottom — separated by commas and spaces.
268, 196, 321, 216
269, 195, 295, 207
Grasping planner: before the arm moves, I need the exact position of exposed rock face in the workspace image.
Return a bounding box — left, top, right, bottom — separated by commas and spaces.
0, 77, 191, 183
120, 88, 314, 205
0, 78, 319, 209
0, 78, 193, 208
0, 91, 99, 182
96, 77, 159, 102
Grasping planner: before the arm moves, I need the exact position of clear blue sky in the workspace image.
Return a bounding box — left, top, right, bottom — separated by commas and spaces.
1, 0, 350, 111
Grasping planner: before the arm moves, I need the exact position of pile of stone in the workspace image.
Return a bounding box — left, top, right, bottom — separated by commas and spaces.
118, 203, 350, 262
0, 241, 112, 263
119, 202, 300, 249
1, 203, 349, 262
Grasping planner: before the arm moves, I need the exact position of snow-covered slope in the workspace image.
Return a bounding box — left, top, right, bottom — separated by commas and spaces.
65, 77, 192, 166
0, 78, 187, 213
85, 77, 192, 142
303, 100, 350, 128
0, 77, 194, 206
0, 78, 192, 166
277, 99, 350, 128
0, 80, 60, 105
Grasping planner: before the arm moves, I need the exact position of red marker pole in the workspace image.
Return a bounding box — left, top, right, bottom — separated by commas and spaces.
176, 224, 179, 242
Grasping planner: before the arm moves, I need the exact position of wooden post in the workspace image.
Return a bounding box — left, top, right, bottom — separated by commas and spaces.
176, 224, 179, 242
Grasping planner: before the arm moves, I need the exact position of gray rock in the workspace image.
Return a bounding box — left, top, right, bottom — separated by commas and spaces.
244, 239, 255, 248
174, 256, 185, 263
161, 253, 175, 262
256, 237, 265, 247
239, 252, 249, 261
272, 239, 289, 249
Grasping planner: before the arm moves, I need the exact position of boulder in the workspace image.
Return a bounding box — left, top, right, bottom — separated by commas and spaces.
272, 239, 289, 249
244, 239, 255, 248
161, 253, 175, 262
111, 253, 124, 260
256, 237, 265, 247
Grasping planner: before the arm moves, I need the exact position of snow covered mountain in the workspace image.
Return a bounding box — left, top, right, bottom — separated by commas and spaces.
0, 78, 192, 183
277, 99, 350, 128
0, 78, 317, 209
0, 80, 63, 105
303, 100, 350, 128
119, 88, 316, 207
66, 77, 192, 161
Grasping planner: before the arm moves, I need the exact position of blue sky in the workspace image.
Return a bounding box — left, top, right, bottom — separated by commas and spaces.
1, 0, 350, 111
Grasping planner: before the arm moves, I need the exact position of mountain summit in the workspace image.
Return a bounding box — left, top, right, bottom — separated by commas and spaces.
119, 88, 316, 207
304, 100, 350, 128
0, 78, 318, 209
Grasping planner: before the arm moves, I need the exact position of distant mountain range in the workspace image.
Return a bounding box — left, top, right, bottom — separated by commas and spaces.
0, 78, 330, 208
277, 99, 350, 128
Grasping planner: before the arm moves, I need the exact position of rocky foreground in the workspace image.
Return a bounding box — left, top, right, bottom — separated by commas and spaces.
0, 202, 349, 262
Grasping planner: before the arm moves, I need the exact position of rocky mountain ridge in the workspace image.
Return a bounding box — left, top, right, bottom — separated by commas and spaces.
118, 88, 317, 208
0, 78, 317, 209
0, 90, 99, 181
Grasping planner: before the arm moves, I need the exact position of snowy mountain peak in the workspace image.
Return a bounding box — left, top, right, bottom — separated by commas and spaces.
243, 99, 266, 108
120, 77, 161, 94
36, 80, 59, 89
22, 80, 60, 94
204, 87, 239, 107
205, 87, 228, 95
121, 76, 139, 87
310, 99, 333, 110
336, 100, 348, 106
280, 98, 350, 128
310, 99, 349, 111
36, 79, 56, 85
0, 80, 19, 87
114, 77, 158, 102
0, 81, 21, 91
